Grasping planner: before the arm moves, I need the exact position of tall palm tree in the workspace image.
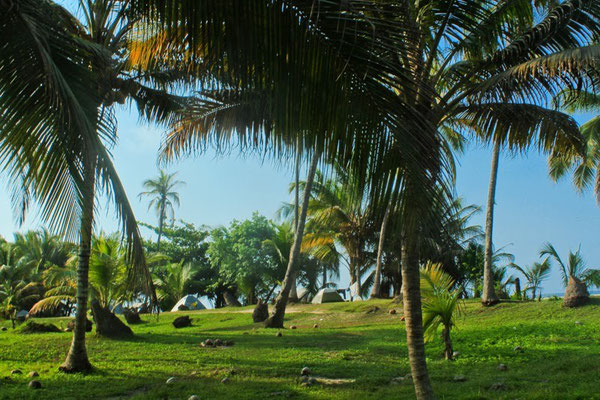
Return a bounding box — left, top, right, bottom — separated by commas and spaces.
301, 168, 375, 299
139, 170, 185, 251
0, 0, 185, 371
510, 259, 551, 299
133, 1, 599, 398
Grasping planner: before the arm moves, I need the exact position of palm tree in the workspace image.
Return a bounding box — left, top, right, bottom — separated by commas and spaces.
139, 170, 185, 251
540, 243, 600, 290
420, 262, 464, 361
510, 259, 551, 300
153, 261, 199, 311
549, 90, 600, 198
301, 168, 375, 299
1, 0, 184, 371
133, 1, 599, 398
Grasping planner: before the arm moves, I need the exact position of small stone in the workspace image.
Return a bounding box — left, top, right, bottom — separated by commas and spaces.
301, 367, 311, 376
214, 338, 223, 346
28, 380, 42, 389
389, 309, 397, 315
224, 340, 234, 346
489, 382, 506, 391
1, 327, 7, 331
11, 370, 22, 375
189, 396, 201, 400
400, 315, 406, 321
575, 321, 583, 325
221, 377, 230, 384
453, 375, 467, 382
452, 351, 460, 358
204, 339, 214, 347
390, 376, 409, 385
290, 325, 297, 330
166, 377, 177, 385
313, 324, 319, 328
498, 364, 508, 371
276, 331, 282, 337
514, 346, 523, 352
28, 371, 39, 377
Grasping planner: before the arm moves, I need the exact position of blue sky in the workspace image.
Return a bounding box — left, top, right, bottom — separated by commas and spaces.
1, 105, 599, 295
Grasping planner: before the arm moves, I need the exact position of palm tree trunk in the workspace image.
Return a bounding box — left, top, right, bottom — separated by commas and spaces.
265, 148, 320, 328
157, 201, 165, 251
288, 142, 301, 303
322, 268, 327, 289
401, 235, 436, 400
482, 141, 500, 306
60, 155, 96, 373
370, 201, 391, 299
442, 326, 453, 361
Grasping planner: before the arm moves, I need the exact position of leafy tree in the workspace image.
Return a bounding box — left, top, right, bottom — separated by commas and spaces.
208, 213, 281, 305
139, 171, 185, 251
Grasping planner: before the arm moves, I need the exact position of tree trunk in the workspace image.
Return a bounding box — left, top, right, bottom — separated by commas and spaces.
514, 277, 521, 299
223, 290, 241, 307
322, 268, 327, 289
482, 141, 500, 307
370, 202, 391, 299
402, 232, 436, 399
60, 155, 96, 373
288, 272, 299, 302
442, 326, 453, 361
265, 149, 320, 328
157, 201, 165, 251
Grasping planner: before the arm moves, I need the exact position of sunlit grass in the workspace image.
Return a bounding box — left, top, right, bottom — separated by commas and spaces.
1, 298, 599, 399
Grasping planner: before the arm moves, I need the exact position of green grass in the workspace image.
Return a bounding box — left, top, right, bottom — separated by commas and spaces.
1, 298, 600, 399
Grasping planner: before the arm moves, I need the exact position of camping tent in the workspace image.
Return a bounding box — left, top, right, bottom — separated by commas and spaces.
311, 288, 344, 304
171, 295, 207, 312
297, 288, 312, 303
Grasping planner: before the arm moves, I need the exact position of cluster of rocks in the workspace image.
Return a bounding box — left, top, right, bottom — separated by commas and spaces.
201, 338, 234, 347
6, 370, 42, 390
19, 321, 61, 334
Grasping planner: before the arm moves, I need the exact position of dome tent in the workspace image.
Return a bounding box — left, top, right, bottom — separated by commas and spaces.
171, 295, 207, 312
311, 288, 344, 304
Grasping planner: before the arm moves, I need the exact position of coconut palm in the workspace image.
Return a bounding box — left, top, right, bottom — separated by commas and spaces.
139, 170, 185, 251
510, 259, 551, 300
549, 91, 600, 197
540, 243, 600, 289
0, 0, 188, 371
301, 168, 375, 299
420, 262, 464, 361
132, 1, 599, 397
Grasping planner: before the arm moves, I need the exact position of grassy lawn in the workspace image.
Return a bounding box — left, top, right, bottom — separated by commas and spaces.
1, 299, 600, 399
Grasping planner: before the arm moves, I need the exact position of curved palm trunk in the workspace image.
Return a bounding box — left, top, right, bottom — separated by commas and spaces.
370, 202, 391, 299
60, 156, 96, 373
265, 149, 320, 328
482, 141, 500, 306
401, 234, 435, 400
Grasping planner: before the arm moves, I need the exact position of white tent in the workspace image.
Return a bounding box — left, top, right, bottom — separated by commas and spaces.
297, 288, 312, 303
171, 295, 207, 312
311, 288, 344, 304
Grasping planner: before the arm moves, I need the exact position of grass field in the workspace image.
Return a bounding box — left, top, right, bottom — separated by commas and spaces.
1, 298, 600, 399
